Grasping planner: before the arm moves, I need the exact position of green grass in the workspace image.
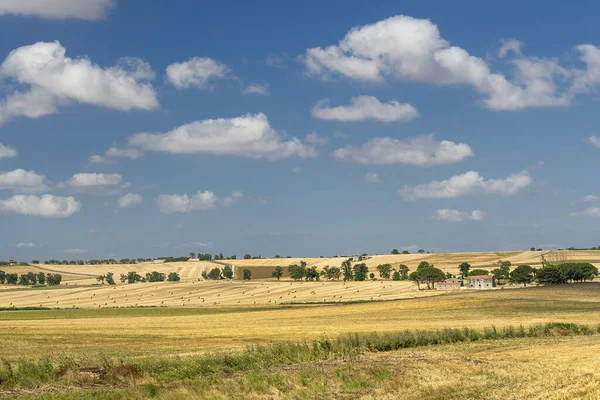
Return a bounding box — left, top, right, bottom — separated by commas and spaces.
0, 322, 596, 398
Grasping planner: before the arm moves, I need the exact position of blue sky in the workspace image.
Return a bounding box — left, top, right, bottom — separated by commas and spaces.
2, 0, 600, 261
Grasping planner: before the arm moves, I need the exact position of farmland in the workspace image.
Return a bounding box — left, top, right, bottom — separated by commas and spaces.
2, 251, 600, 398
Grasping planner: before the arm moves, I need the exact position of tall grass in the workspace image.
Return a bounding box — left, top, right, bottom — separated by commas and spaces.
0, 322, 596, 391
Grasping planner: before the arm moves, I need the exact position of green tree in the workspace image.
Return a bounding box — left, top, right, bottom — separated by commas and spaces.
243, 254, 252, 259
491, 268, 509, 283
402, 250, 410, 254
167, 272, 180, 282
418, 249, 425, 254
222, 266, 234, 280
46, 274, 62, 285
469, 269, 490, 276
208, 268, 222, 280
127, 271, 144, 284
243, 269, 252, 280
0, 270, 5, 284
105, 272, 115, 285
459, 262, 471, 278
391, 249, 399, 255
272, 266, 284, 280
376, 264, 392, 279
392, 271, 401, 281
96, 275, 105, 284
369, 272, 375, 280
19, 275, 30, 285
398, 264, 409, 280
353, 263, 368, 281
342, 258, 353, 281
305, 266, 320, 281
288, 264, 306, 281
409, 264, 445, 290
536, 265, 566, 285
36, 272, 46, 285
145, 271, 166, 282
510, 265, 534, 287
5, 273, 18, 285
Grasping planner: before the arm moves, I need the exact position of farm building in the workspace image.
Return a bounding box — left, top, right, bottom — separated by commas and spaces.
437, 279, 463, 290
467, 275, 496, 290
8, 260, 17, 266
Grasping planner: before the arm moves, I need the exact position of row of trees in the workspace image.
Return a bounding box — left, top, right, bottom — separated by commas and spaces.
277, 260, 411, 282
391, 249, 431, 255
0, 271, 62, 286
95, 271, 181, 285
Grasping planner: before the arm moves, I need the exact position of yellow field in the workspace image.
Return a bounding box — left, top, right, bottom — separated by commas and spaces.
0, 280, 436, 309
2, 283, 600, 362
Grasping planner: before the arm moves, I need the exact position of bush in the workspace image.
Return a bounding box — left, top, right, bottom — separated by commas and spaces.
243, 269, 252, 281
126, 272, 144, 284
5, 273, 18, 284
145, 271, 166, 282
0, 270, 5, 284
222, 266, 234, 280
36, 272, 46, 285
167, 272, 180, 282
207, 268, 222, 280
46, 274, 62, 286
392, 271, 401, 281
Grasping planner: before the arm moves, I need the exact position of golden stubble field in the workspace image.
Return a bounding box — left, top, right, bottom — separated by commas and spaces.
1, 283, 600, 362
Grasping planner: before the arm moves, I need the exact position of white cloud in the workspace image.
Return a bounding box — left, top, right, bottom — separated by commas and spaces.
0, 143, 17, 159
117, 193, 143, 209
292, 167, 302, 174
242, 83, 269, 95
499, 39, 522, 57
431, 209, 487, 222
333, 134, 473, 166
0, 41, 157, 125
15, 242, 36, 248
399, 170, 533, 200
265, 54, 288, 67
166, 57, 229, 89
303, 15, 570, 111
583, 195, 600, 202
312, 96, 419, 122
155, 190, 242, 214
305, 132, 328, 145
88, 155, 114, 165
364, 172, 380, 184
571, 207, 600, 217
128, 113, 317, 161
62, 173, 122, 188
64, 248, 87, 254
0, 169, 48, 193
0, 194, 81, 217
106, 146, 144, 159
0, 0, 114, 20
587, 136, 600, 149
195, 241, 214, 248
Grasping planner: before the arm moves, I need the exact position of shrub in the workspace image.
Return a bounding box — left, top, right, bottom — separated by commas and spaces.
392, 271, 401, 281
145, 271, 166, 282
222, 266, 234, 280
243, 269, 252, 280
167, 272, 181, 282
207, 268, 222, 280
5, 273, 18, 284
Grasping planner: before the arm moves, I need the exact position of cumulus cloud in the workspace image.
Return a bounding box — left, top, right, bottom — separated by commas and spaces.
15, 242, 36, 248
571, 207, 600, 217
88, 155, 113, 165
64, 248, 87, 254
0, 194, 81, 217
431, 209, 487, 222
0, 0, 114, 20
0, 169, 48, 193
499, 39, 523, 57
155, 190, 242, 214
166, 57, 229, 89
583, 195, 600, 202
117, 193, 143, 209
587, 136, 600, 149
242, 83, 269, 95
61, 173, 122, 188
106, 146, 143, 159
303, 15, 572, 111
0, 143, 17, 159
305, 132, 328, 145
333, 134, 473, 166
128, 113, 317, 161
312, 96, 419, 122
399, 170, 533, 200
364, 172, 380, 183
0, 41, 158, 125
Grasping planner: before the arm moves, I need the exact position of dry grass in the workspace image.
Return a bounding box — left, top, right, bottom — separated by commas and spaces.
1, 283, 600, 362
